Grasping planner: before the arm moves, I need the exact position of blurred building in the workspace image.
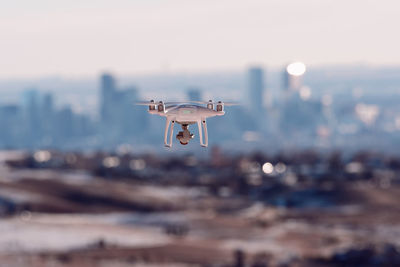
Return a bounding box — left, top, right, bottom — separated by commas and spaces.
98, 73, 149, 147
42, 93, 54, 116
117, 86, 147, 135
22, 89, 42, 145
41, 92, 55, 138
248, 67, 265, 113
100, 73, 117, 126
55, 106, 74, 138
0, 104, 22, 147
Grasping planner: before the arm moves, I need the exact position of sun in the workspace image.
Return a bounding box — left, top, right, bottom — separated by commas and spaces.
286, 62, 306, 76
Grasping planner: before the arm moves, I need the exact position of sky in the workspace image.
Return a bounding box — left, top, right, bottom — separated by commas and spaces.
0, 0, 399, 78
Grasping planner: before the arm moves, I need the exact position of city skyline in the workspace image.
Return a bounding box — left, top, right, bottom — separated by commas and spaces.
0, 63, 397, 154
1, 0, 400, 77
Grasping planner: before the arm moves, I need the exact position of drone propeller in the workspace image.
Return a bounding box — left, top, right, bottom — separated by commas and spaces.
135, 100, 239, 106
219, 102, 239, 106
135, 101, 157, 106
191, 101, 239, 106
135, 101, 193, 105
164, 102, 192, 105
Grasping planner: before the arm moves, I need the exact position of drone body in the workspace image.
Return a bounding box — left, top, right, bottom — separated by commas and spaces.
138, 100, 233, 147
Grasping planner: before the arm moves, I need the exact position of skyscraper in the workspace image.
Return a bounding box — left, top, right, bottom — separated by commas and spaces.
42, 93, 54, 116
100, 73, 116, 124
118, 86, 140, 134
23, 89, 41, 143
41, 92, 55, 137
248, 67, 265, 112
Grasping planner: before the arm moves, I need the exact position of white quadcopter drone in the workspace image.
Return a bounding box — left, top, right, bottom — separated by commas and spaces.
137, 100, 236, 147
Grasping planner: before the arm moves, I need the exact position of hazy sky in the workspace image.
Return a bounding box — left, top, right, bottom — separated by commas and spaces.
0, 0, 399, 77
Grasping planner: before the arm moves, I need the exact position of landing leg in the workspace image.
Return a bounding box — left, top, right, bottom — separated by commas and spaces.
164, 117, 173, 147
197, 119, 208, 147
202, 119, 208, 147
169, 120, 175, 147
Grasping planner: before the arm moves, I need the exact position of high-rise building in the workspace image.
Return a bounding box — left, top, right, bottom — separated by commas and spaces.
187, 88, 202, 102
248, 67, 265, 112
41, 92, 55, 138
0, 104, 22, 147
100, 73, 116, 124
118, 86, 140, 134
42, 93, 54, 114
55, 106, 74, 139
23, 89, 41, 143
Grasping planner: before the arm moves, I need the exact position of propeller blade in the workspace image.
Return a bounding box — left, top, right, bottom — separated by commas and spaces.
164, 102, 188, 105
191, 101, 240, 106
190, 101, 210, 105
135, 101, 157, 106
135, 100, 239, 106
222, 102, 240, 106
164, 101, 212, 105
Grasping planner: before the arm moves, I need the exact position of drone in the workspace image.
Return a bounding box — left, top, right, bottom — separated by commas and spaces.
137, 100, 236, 147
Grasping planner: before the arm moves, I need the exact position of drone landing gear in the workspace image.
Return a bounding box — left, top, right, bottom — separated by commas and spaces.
164, 117, 175, 147
197, 119, 208, 147
164, 119, 208, 147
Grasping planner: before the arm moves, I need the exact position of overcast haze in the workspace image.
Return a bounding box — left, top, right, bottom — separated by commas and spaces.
1, 0, 399, 78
